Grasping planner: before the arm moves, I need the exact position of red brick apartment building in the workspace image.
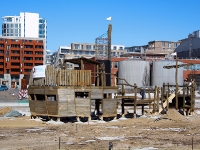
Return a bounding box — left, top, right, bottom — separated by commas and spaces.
0, 37, 46, 88
179, 59, 200, 80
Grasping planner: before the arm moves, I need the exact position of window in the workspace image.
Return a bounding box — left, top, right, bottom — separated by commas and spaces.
113, 46, 117, 50
15, 29, 18, 33
168, 43, 171, 49
79, 51, 83, 55
98, 45, 103, 50
11, 24, 14, 28
61, 49, 70, 53
86, 45, 91, 50
90, 51, 94, 55
19, 24, 21, 28
114, 62, 118, 68
6, 57, 9, 62
74, 44, 80, 49
119, 47, 123, 50
162, 42, 165, 47
15, 24, 18, 28
6, 45, 10, 50
174, 43, 178, 48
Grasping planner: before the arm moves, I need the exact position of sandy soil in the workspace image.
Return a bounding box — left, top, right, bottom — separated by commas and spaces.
1, 107, 200, 150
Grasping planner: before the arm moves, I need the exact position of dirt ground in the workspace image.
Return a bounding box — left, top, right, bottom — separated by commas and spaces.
1, 92, 200, 150
1, 106, 200, 150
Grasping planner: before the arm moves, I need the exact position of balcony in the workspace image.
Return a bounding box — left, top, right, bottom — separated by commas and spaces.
23, 53, 34, 57
23, 47, 34, 51
10, 47, 20, 50
10, 71, 20, 75
10, 53, 20, 57
10, 66, 20, 69
23, 59, 34, 63
10, 59, 20, 63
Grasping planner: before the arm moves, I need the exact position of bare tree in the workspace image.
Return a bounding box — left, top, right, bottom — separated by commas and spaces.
142, 66, 150, 86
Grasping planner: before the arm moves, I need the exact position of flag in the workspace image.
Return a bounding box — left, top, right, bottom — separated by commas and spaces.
106, 17, 112, 21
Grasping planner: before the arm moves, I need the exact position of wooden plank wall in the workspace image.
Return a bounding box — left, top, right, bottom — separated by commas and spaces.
102, 99, 118, 117
75, 98, 91, 117
58, 88, 76, 116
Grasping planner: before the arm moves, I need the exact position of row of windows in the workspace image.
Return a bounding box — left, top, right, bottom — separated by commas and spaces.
183, 64, 200, 70
39, 30, 46, 34
2, 34, 21, 37
73, 51, 95, 55
3, 45, 43, 50
39, 19, 46, 24
2, 23, 21, 29
39, 24, 46, 29
61, 49, 70, 53
39, 35, 45, 38
2, 29, 21, 34
1, 63, 34, 66
162, 42, 179, 48
74, 44, 124, 51
113, 46, 124, 50
74, 44, 95, 50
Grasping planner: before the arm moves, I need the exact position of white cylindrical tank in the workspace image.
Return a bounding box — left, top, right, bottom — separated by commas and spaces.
151, 60, 183, 87
118, 59, 150, 88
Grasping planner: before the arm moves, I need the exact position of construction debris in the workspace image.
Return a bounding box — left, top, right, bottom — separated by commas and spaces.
0, 107, 22, 117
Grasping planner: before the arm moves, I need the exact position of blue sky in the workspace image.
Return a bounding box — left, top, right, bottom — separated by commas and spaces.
0, 0, 200, 53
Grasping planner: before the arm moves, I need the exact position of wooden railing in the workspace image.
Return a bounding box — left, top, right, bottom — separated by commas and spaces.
29, 65, 91, 86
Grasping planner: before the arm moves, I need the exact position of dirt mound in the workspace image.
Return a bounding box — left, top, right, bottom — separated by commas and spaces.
164, 109, 185, 121
0, 107, 12, 116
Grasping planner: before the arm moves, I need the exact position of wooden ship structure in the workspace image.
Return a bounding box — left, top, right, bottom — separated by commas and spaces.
28, 57, 196, 121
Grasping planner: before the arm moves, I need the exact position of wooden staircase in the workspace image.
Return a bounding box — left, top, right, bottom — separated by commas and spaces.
158, 88, 182, 114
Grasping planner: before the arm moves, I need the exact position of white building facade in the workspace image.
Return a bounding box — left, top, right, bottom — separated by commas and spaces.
2, 12, 47, 39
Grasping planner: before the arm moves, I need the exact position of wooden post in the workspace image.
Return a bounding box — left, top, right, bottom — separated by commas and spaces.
175, 57, 178, 110
133, 84, 137, 118
163, 83, 165, 95
161, 87, 164, 111
166, 91, 169, 111
157, 87, 160, 112
96, 65, 99, 86
121, 98, 124, 117
153, 86, 157, 114
142, 105, 144, 115
80, 59, 84, 70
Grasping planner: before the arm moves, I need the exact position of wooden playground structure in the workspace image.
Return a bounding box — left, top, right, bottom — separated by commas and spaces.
28, 57, 196, 122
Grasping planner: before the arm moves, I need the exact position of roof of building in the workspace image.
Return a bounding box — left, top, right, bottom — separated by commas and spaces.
174, 37, 200, 53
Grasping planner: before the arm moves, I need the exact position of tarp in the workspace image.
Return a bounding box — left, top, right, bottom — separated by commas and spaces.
3, 110, 22, 117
